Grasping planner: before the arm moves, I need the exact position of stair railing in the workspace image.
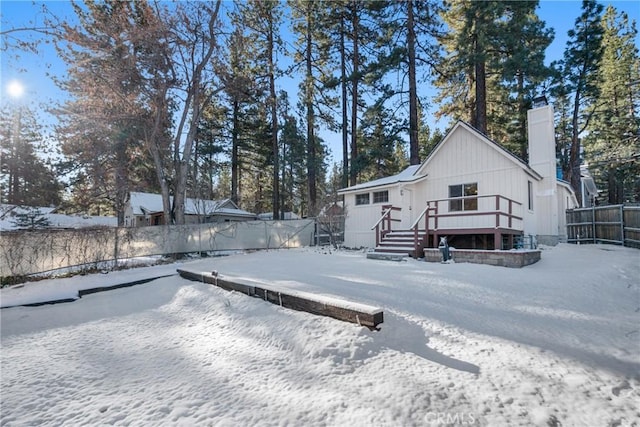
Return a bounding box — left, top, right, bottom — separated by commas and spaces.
370, 205, 401, 247
410, 204, 435, 257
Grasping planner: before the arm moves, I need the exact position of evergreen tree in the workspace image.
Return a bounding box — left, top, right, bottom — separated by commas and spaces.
436, 0, 501, 133
374, 0, 442, 165
418, 119, 445, 161
552, 0, 604, 202
435, 0, 552, 158
10, 207, 51, 230
279, 109, 308, 216
235, 0, 283, 218
584, 6, 640, 204
289, 0, 334, 215
489, 1, 554, 159
357, 102, 408, 181
553, 79, 573, 180
192, 98, 228, 201
237, 103, 274, 215
322, 1, 382, 186
54, 1, 176, 223
223, 23, 261, 206
0, 105, 62, 207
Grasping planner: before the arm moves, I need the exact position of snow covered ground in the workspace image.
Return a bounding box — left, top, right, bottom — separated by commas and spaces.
1, 244, 638, 426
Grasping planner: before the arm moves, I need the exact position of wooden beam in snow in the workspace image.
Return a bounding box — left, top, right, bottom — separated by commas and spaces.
176, 268, 384, 329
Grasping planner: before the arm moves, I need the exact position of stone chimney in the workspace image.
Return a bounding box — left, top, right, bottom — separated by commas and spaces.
527, 104, 559, 245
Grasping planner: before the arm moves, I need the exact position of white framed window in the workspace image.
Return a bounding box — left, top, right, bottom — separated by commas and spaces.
528, 181, 534, 211
372, 190, 389, 204
449, 183, 478, 212
355, 193, 370, 205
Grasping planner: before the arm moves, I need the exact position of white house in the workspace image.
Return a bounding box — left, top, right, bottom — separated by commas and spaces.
124, 192, 256, 227
338, 104, 579, 254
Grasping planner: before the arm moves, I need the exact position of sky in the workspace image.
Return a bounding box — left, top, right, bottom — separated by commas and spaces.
1, 0, 639, 163
1, 244, 639, 425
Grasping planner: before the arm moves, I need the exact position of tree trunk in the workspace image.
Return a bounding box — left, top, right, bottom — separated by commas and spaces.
268, 21, 279, 220
114, 137, 128, 226
407, 0, 420, 165
340, 18, 349, 189
305, 6, 317, 216
474, 56, 487, 134
231, 98, 240, 204
349, 3, 359, 187
516, 72, 527, 161
145, 89, 172, 225
567, 86, 583, 204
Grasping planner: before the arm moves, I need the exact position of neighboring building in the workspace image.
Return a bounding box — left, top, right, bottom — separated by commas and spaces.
338, 104, 580, 252
580, 165, 598, 208
257, 212, 301, 220
124, 192, 256, 227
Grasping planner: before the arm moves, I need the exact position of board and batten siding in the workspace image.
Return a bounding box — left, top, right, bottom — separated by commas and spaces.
411, 125, 533, 232
416, 125, 532, 203
343, 185, 401, 248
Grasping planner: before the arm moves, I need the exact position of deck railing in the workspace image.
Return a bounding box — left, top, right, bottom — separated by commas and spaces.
370, 205, 401, 247
368, 195, 523, 253
425, 194, 523, 231
410, 204, 436, 256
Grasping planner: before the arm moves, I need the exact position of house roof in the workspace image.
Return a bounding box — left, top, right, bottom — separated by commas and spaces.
338, 164, 425, 194
129, 192, 255, 218
257, 211, 301, 220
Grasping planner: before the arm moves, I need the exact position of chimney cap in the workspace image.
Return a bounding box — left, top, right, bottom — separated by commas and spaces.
533, 95, 548, 108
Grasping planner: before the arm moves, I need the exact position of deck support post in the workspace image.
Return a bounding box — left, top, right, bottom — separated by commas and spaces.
494, 232, 501, 250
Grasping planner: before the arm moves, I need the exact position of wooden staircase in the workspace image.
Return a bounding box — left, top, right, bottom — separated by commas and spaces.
368, 204, 434, 260
374, 230, 428, 258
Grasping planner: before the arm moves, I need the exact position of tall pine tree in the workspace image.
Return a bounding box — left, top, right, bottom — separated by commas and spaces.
553, 0, 604, 202
584, 6, 640, 204
435, 0, 552, 159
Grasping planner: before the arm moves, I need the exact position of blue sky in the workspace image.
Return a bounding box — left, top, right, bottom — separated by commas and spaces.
1, 0, 639, 162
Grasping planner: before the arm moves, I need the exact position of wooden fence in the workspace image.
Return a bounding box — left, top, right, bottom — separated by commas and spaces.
566, 205, 640, 248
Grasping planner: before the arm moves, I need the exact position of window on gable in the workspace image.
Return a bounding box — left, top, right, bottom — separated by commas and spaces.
449, 183, 478, 212
528, 181, 534, 211
355, 193, 370, 205
373, 190, 389, 204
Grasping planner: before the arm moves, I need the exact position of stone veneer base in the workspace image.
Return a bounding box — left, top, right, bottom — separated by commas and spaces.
424, 248, 541, 268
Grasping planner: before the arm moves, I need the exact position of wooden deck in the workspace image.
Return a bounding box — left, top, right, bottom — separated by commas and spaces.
372, 195, 525, 252
177, 268, 384, 329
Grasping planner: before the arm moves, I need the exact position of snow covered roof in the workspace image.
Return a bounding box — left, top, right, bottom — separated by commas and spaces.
338, 165, 424, 194
129, 192, 255, 218
257, 211, 301, 220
